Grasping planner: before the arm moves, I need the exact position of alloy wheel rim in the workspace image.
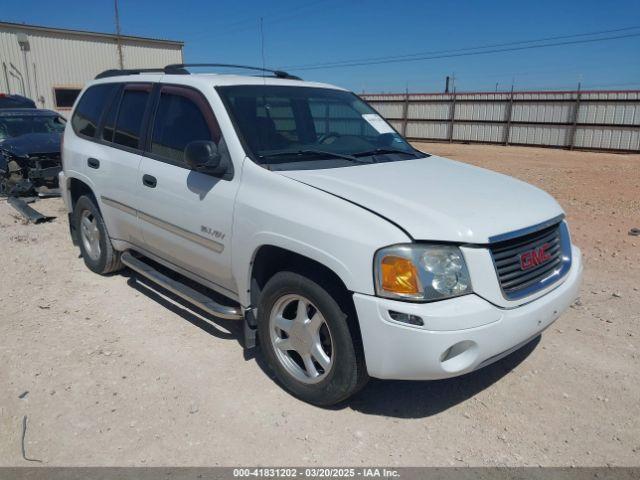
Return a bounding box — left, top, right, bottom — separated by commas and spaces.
80, 210, 101, 261
269, 294, 334, 384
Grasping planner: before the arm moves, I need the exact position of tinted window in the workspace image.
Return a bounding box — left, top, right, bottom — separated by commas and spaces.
54, 88, 81, 108
217, 85, 418, 170
151, 92, 213, 163
113, 89, 149, 149
309, 98, 373, 137
257, 96, 298, 143
101, 88, 122, 142
71, 84, 116, 138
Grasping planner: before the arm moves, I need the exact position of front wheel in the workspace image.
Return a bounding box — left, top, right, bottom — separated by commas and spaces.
257, 271, 368, 406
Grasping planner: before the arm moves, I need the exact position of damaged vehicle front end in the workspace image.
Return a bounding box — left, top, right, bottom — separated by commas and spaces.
0, 109, 65, 197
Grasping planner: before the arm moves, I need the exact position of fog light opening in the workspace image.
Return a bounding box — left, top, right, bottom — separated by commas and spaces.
439, 340, 478, 373
388, 310, 424, 326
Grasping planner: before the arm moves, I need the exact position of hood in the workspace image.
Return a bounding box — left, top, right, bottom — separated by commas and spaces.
0, 133, 61, 157
279, 156, 564, 244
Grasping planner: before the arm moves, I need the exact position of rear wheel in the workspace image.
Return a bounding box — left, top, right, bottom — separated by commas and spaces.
74, 195, 123, 274
258, 271, 368, 406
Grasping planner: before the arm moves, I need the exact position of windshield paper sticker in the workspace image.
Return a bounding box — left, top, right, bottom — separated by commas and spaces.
362, 114, 395, 134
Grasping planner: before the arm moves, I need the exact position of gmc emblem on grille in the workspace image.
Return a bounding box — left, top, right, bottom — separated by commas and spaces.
520, 243, 552, 270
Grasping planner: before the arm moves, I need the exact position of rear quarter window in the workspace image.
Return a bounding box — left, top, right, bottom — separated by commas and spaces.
71, 84, 117, 138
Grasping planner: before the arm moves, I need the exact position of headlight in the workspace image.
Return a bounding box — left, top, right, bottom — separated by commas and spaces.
374, 244, 472, 301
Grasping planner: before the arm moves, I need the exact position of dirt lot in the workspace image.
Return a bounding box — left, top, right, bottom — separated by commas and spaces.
0, 143, 638, 467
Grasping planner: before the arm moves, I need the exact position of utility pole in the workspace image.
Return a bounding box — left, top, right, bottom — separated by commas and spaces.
448, 87, 457, 143
114, 0, 124, 69
260, 17, 265, 72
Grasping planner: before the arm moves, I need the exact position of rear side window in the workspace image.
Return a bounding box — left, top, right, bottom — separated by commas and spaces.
150, 88, 220, 164
101, 88, 120, 142
113, 87, 150, 149
71, 84, 116, 138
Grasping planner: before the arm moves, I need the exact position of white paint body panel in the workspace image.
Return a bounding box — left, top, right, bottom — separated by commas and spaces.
231, 159, 410, 306
62, 73, 583, 381
94, 146, 143, 244
136, 158, 239, 295
281, 156, 564, 244
355, 246, 582, 380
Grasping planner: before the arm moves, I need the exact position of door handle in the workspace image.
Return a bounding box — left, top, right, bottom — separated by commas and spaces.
87, 158, 100, 169
142, 174, 157, 188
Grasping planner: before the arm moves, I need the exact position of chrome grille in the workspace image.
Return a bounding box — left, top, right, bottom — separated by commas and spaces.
490, 221, 570, 300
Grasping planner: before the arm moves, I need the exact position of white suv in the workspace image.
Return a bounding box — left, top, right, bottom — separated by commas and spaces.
60, 64, 583, 405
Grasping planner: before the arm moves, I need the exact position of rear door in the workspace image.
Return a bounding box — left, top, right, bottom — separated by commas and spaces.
136, 84, 239, 296
94, 83, 152, 244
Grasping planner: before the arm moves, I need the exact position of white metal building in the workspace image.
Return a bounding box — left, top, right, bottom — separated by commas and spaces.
0, 21, 183, 113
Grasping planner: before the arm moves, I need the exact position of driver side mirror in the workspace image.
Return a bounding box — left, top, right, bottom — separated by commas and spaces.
184, 140, 226, 175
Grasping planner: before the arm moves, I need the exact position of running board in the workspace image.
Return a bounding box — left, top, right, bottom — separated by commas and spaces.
121, 251, 243, 320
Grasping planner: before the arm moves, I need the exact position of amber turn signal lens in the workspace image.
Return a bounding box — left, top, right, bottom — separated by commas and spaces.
380, 255, 420, 295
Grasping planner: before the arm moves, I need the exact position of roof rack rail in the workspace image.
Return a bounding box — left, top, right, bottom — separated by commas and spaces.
164, 63, 302, 80
95, 64, 301, 80
94, 67, 188, 79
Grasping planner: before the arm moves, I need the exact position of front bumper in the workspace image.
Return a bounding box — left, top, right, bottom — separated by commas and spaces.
353, 245, 583, 380
28, 165, 61, 180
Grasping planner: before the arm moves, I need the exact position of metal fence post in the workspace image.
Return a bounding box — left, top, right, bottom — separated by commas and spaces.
448, 88, 456, 143
504, 86, 514, 145
324, 102, 330, 135
568, 83, 582, 150
401, 90, 409, 137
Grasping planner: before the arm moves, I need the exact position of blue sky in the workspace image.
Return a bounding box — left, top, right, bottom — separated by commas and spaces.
3, 0, 640, 92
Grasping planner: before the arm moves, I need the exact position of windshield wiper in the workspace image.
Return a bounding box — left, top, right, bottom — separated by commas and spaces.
259, 149, 371, 164
353, 148, 423, 158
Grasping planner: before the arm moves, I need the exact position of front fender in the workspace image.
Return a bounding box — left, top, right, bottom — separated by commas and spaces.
231, 161, 410, 307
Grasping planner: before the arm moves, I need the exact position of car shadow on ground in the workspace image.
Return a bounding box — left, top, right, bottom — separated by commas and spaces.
125, 274, 243, 343
124, 270, 539, 419
344, 336, 539, 418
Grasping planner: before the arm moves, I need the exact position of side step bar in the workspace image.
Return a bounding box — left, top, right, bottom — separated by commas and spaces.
121, 251, 243, 320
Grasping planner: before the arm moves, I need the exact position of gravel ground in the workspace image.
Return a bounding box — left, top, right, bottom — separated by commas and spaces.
0, 143, 638, 467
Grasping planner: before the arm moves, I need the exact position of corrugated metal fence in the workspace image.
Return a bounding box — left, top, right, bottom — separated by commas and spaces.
361, 90, 640, 152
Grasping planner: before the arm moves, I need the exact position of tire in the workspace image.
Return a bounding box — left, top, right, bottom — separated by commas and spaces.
73, 195, 123, 274
257, 271, 368, 406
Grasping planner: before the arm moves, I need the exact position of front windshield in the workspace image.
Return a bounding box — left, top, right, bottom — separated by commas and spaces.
216, 85, 425, 170
0, 114, 66, 142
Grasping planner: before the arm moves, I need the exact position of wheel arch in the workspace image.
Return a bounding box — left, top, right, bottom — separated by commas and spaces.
68, 176, 98, 210
242, 238, 358, 302
64, 175, 101, 246
250, 244, 352, 301
248, 244, 367, 387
